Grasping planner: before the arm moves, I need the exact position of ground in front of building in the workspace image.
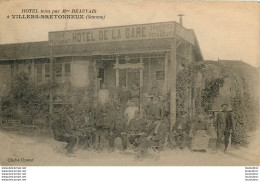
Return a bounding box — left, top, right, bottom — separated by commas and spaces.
0, 130, 259, 166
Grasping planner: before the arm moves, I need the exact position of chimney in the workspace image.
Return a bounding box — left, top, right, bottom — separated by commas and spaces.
177, 14, 185, 26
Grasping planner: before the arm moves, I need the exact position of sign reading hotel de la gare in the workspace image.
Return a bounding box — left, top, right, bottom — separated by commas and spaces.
49, 21, 193, 46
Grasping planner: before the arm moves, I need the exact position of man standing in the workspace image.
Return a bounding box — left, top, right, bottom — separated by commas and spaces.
216, 103, 233, 153
130, 83, 140, 106
98, 83, 110, 106
118, 84, 130, 110
149, 80, 161, 97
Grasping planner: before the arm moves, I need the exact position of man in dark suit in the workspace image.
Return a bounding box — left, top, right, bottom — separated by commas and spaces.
51, 108, 77, 155
136, 118, 168, 160
216, 103, 233, 153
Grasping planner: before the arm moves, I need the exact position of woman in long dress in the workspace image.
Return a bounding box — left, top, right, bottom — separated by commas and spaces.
191, 114, 209, 152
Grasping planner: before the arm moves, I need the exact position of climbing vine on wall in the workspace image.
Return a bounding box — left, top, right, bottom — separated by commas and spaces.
201, 78, 224, 113
176, 63, 200, 117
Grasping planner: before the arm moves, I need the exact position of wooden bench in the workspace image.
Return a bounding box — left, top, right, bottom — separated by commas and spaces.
1, 119, 21, 131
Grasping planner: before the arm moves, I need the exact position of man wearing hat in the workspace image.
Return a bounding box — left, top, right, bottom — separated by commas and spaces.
216, 103, 233, 153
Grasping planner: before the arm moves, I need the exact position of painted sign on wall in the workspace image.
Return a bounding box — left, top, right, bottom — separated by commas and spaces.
49, 21, 194, 46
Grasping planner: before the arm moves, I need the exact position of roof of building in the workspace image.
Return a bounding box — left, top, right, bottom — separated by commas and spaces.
0, 22, 204, 62
218, 60, 252, 67
204, 60, 254, 68
0, 41, 50, 61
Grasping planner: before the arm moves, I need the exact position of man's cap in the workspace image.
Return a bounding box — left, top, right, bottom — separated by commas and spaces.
221, 103, 228, 107
148, 95, 159, 99
53, 109, 60, 113
180, 110, 187, 114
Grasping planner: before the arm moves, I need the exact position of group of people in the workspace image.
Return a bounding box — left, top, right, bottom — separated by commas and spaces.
51, 91, 169, 158
51, 82, 233, 158
169, 103, 233, 154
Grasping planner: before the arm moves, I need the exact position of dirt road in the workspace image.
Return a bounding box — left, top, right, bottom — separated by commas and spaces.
0, 130, 259, 166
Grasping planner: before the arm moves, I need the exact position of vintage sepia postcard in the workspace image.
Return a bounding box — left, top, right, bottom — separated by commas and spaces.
0, 0, 259, 166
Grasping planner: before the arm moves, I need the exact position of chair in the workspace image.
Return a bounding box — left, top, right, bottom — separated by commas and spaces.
125, 131, 145, 152
148, 132, 169, 155
78, 128, 96, 150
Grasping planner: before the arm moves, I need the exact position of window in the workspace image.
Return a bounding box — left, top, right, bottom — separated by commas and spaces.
65, 63, 71, 77
45, 64, 50, 78
28, 64, 32, 75
36, 64, 42, 82
55, 64, 62, 77
156, 71, 165, 80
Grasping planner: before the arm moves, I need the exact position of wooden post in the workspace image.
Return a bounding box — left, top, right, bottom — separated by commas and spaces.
188, 84, 192, 120
126, 69, 128, 89
139, 55, 143, 110
31, 59, 35, 83
49, 47, 54, 114
93, 58, 98, 107
164, 52, 169, 93
140, 56, 143, 87
148, 56, 151, 93
188, 43, 193, 61
116, 55, 119, 98
10, 62, 14, 87
169, 39, 177, 132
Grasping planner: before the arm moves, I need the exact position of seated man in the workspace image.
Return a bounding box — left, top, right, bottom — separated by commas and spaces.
51, 108, 77, 155
94, 103, 110, 152
137, 118, 168, 159
125, 110, 146, 149
124, 100, 139, 126
146, 96, 163, 121
108, 104, 128, 152
77, 110, 96, 150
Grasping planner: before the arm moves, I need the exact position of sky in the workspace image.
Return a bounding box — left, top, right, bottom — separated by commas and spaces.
0, 1, 259, 67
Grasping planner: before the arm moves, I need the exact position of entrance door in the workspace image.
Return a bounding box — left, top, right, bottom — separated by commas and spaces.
127, 69, 140, 89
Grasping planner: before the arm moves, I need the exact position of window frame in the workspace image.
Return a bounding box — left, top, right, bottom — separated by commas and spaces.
155, 70, 165, 80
